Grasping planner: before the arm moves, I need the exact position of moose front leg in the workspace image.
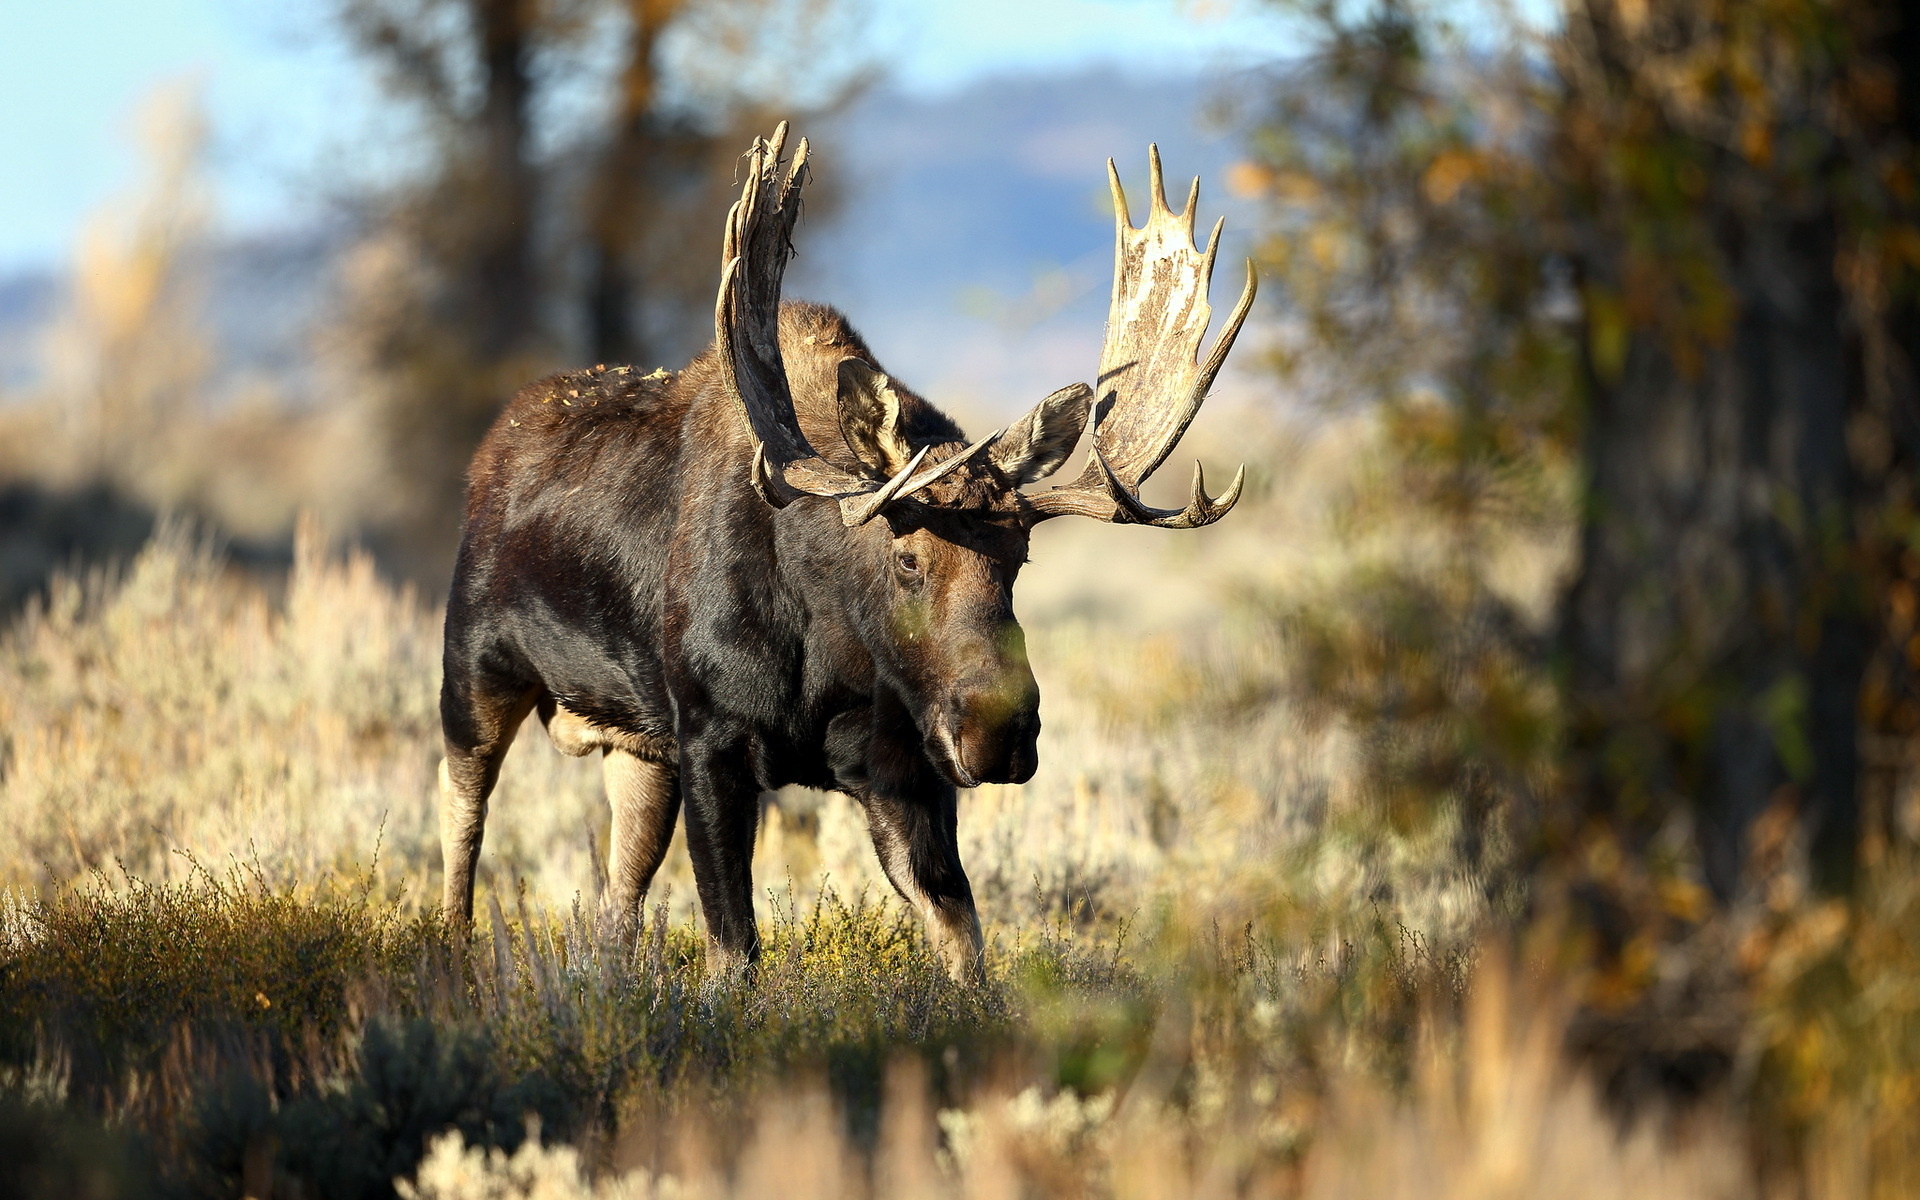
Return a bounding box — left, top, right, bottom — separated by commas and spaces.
679, 738, 763, 977
862, 787, 985, 984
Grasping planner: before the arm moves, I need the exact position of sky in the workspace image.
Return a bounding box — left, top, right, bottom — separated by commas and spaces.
0, 0, 1299, 275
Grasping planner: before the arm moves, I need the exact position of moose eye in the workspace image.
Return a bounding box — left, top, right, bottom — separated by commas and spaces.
895, 551, 922, 576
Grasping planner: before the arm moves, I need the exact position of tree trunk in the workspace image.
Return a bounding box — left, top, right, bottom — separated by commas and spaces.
1561, 209, 1865, 897
1556, 0, 1920, 898
469, 0, 538, 356
583, 0, 680, 366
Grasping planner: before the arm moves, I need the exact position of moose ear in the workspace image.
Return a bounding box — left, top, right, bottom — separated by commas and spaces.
991, 383, 1093, 485
836, 358, 917, 477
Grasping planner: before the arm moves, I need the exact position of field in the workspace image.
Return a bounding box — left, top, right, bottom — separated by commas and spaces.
5, 0, 1920, 1189
4, 403, 1915, 1200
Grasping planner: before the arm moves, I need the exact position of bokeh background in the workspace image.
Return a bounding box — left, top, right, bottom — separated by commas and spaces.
5, 2, 1920, 1198
0, 0, 1290, 592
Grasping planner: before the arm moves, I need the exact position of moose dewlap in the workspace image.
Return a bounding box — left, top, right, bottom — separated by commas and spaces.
437, 123, 1256, 983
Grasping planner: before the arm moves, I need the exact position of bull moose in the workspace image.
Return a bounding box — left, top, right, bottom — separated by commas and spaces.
438, 124, 1254, 981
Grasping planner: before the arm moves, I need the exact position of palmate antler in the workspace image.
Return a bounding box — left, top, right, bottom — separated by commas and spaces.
717, 124, 997, 527
1025, 146, 1256, 527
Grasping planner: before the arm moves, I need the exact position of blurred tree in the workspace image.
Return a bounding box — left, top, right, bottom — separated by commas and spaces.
1555, 0, 1920, 899
330, 0, 860, 576
44, 84, 214, 492
584, 0, 687, 364
1239, 3, 1573, 898
1247, 0, 1920, 901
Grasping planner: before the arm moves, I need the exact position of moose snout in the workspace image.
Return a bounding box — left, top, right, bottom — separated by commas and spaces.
931, 666, 1040, 787
959, 697, 1040, 785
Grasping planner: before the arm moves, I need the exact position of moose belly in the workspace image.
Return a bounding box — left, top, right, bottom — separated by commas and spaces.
540, 696, 676, 763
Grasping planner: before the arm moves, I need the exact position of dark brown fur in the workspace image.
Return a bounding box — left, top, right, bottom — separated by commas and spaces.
439, 303, 1044, 979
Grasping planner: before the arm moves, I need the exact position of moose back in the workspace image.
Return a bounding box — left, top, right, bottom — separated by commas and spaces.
438, 124, 1255, 981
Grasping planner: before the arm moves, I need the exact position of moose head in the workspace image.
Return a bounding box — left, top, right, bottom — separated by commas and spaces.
714, 124, 1255, 790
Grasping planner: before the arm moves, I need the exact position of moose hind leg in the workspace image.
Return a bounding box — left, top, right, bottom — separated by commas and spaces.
602, 748, 680, 937
863, 789, 984, 984
439, 681, 538, 927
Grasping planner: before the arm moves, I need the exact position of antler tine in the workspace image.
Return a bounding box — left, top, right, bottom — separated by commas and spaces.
839, 445, 931, 527
838, 430, 1002, 526
1198, 259, 1258, 401
1079, 450, 1243, 529
788, 137, 808, 184
1107, 158, 1132, 231
715, 125, 878, 517
1145, 144, 1200, 244
901, 428, 1000, 493
1026, 148, 1256, 529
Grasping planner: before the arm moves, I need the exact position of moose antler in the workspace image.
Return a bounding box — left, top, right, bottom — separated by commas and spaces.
1026, 146, 1255, 528
718, 124, 998, 527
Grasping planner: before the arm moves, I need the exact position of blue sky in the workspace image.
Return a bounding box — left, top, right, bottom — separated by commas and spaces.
0, 0, 1298, 274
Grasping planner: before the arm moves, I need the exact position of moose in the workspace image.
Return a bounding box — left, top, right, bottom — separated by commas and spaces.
438, 124, 1254, 981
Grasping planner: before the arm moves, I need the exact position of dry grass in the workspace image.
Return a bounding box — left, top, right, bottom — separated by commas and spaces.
0, 520, 441, 893
9, 51, 1920, 1199
6, 415, 1920, 1196
0, 406, 1491, 935
0, 216, 1902, 1195
0, 854, 1751, 1200
394, 955, 1755, 1200
0, 411, 1524, 1197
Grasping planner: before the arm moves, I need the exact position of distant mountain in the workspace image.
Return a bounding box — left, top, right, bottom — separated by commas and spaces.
0, 270, 58, 391
0, 228, 345, 401
0, 69, 1266, 418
